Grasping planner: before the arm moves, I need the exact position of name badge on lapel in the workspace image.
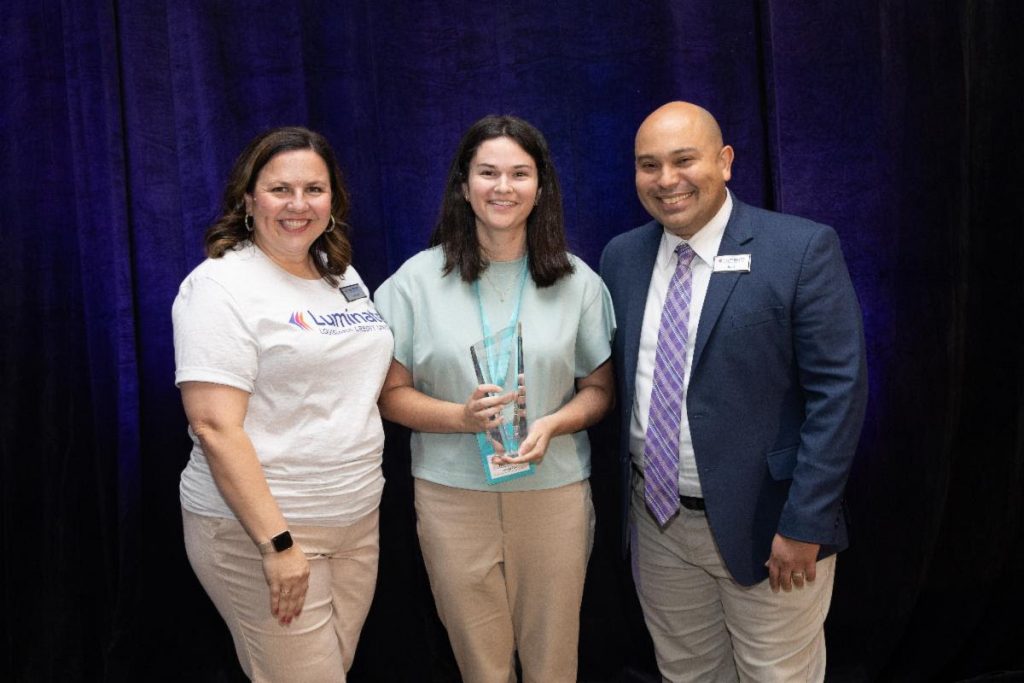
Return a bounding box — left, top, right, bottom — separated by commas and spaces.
713, 254, 751, 273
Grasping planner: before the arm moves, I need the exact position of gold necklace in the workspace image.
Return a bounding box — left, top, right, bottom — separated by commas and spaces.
482, 268, 517, 302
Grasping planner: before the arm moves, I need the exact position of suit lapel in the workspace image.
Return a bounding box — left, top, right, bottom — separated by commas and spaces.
623, 222, 662, 413
692, 200, 755, 372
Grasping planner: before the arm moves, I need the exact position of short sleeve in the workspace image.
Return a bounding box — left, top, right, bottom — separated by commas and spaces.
374, 275, 414, 369
575, 275, 616, 377
172, 276, 258, 392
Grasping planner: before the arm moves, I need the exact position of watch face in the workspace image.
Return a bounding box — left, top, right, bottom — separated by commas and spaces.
272, 531, 293, 552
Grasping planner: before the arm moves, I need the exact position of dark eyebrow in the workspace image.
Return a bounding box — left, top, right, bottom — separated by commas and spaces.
472, 162, 535, 170
636, 147, 700, 161
261, 179, 327, 186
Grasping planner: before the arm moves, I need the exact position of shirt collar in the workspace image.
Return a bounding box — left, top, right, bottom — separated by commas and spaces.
657, 189, 734, 269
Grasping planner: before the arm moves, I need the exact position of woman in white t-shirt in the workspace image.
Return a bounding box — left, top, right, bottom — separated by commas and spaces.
173, 127, 393, 681
375, 116, 615, 682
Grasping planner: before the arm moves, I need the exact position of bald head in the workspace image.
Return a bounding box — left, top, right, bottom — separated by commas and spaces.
636, 101, 724, 150
634, 101, 734, 238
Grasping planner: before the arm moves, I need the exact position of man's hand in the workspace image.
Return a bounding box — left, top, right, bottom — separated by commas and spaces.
765, 534, 820, 593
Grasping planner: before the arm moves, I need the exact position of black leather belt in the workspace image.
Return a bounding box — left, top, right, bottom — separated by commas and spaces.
632, 462, 706, 513
679, 495, 706, 511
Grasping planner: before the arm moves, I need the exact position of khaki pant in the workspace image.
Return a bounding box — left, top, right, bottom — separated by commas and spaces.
631, 475, 835, 683
415, 478, 595, 683
183, 507, 379, 682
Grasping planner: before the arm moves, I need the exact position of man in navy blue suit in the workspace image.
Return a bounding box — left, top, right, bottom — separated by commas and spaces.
600, 102, 867, 681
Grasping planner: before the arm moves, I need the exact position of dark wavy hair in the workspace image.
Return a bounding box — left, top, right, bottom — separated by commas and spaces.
204, 126, 352, 285
429, 115, 574, 287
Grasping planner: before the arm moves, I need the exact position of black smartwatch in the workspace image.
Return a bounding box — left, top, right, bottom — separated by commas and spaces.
257, 530, 294, 555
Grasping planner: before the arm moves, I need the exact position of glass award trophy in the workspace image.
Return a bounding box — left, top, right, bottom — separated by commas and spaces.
469, 322, 533, 484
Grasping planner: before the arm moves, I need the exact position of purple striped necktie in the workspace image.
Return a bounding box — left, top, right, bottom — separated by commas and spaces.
644, 242, 697, 526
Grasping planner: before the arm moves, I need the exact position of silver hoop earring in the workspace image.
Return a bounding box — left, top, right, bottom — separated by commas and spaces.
324, 215, 336, 234
244, 214, 254, 232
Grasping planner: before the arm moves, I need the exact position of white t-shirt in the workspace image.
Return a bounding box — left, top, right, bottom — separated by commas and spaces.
173, 244, 394, 524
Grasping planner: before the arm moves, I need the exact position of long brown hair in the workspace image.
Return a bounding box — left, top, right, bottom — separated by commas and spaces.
429, 115, 574, 287
205, 126, 352, 285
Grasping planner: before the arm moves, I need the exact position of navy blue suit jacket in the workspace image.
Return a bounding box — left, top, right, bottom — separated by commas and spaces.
599, 197, 868, 586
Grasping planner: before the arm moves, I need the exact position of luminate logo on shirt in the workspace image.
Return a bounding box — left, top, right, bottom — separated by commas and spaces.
288, 309, 388, 336
288, 311, 315, 330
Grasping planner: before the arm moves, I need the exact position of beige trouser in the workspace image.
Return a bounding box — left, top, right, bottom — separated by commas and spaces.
183, 507, 379, 682
414, 478, 596, 683
630, 475, 835, 683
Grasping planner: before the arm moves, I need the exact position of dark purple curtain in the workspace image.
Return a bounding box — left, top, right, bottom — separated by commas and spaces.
2, 1, 1021, 680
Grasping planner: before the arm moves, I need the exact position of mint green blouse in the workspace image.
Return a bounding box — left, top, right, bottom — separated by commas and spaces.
374, 247, 615, 491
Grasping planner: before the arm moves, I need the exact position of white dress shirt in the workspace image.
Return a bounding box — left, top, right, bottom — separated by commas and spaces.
630, 191, 733, 497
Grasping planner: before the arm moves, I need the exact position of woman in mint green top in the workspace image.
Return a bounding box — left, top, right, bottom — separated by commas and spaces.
375, 115, 614, 682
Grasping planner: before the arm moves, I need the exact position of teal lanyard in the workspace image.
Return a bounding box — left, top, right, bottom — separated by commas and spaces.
473, 259, 529, 384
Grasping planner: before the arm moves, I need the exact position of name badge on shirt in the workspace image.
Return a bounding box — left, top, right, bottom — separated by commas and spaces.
340, 283, 367, 302
713, 254, 752, 273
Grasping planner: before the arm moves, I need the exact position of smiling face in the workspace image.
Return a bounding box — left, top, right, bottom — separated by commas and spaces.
462, 136, 539, 245
244, 148, 332, 275
634, 102, 734, 239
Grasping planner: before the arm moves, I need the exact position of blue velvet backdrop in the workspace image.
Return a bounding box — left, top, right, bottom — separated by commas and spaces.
2, 1, 1022, 681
